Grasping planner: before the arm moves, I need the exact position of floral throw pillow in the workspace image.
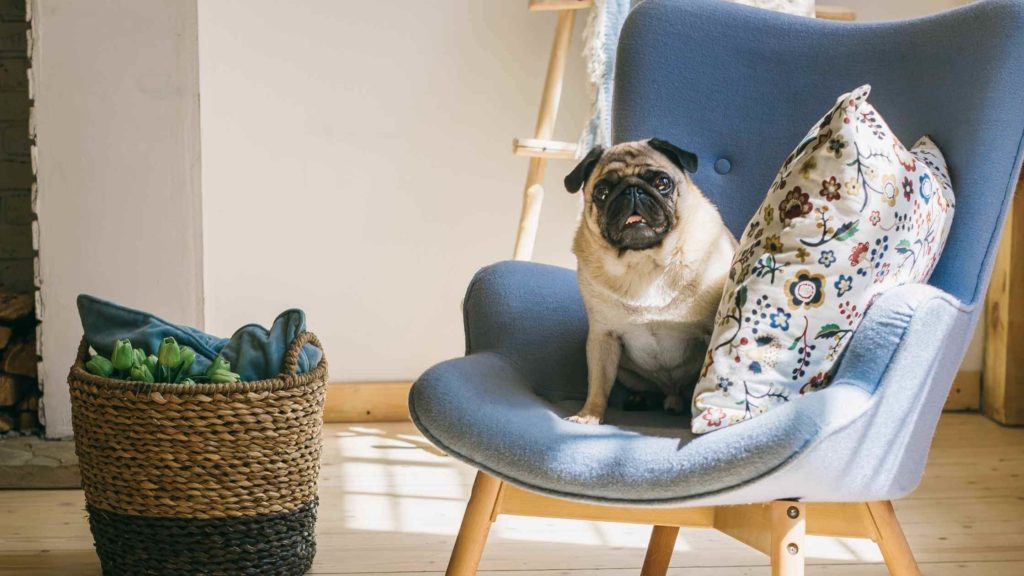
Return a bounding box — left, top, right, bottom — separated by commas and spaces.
691, 85, 955, 434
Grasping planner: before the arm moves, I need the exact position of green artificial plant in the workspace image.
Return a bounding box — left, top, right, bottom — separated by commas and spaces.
84, 336, 241, 384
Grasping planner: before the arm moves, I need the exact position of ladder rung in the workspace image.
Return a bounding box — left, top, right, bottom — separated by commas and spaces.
528, 0, 593, 12
513, 138, 578, 160
816, 5, 856, 21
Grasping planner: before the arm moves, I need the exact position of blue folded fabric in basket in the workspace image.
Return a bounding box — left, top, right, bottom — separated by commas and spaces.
77, 294, 323, 381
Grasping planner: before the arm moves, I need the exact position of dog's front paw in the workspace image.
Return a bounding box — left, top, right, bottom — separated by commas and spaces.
565, 412, 603, 425
663, 395, 685, 414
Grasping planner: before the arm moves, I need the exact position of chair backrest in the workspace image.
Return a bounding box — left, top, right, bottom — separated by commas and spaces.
612, 0, 1024, 305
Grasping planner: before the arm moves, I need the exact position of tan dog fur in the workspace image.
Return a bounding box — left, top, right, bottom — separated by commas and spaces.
567, 141, 737, 424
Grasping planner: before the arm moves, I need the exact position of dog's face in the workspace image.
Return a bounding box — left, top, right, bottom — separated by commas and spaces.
565, 138, 698, 252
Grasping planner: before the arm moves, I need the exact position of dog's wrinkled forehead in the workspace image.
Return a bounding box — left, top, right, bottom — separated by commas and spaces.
564, 138, 698, 195
594, 142, 668, 180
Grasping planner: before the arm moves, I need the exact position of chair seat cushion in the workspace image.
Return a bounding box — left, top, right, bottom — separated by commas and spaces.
410, 350, 869, 505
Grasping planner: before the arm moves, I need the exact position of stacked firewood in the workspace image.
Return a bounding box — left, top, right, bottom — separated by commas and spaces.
0, 293, 39, 433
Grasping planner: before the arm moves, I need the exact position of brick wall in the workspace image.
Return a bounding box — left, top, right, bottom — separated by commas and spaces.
0, 0, 38, 434
0, 0, 31, 294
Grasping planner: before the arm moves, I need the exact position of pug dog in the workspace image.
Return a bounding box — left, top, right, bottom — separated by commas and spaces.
563, 138, 737, 425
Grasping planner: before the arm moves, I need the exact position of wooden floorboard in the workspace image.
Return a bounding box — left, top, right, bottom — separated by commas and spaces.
0, 413, 1021, 575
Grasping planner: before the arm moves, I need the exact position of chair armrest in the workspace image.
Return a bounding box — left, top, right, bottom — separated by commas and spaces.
831, 282, 976, 397
779, 282, 980, 501
462, 261, 588, 399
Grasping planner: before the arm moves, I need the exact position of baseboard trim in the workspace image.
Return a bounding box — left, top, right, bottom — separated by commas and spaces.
325, 382, 412, 422
325, 371, 982, 423
945, 370, 981, 412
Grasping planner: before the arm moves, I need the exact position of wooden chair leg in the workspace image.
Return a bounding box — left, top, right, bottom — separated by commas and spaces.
867, 501, 921, 576
770, 501, 806, 576
447, 472, 503, 576
640, 525, 680, 576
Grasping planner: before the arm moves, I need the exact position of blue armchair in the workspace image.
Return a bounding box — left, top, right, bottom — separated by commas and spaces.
409, 1, 1024, 574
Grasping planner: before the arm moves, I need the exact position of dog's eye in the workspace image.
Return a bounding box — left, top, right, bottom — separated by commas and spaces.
593, 185, 610, 202
655, 176, 673, 192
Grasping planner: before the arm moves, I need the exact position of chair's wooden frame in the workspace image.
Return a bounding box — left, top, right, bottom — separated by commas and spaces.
446, 472, 920, 576
984, 178, 1024, 425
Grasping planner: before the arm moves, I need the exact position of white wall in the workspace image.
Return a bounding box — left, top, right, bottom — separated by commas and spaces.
198, 0, 588, 381
198, 0, 982, 383
844, 0, 968, 21
29, 0, 982, 439
35, 0, 203, 437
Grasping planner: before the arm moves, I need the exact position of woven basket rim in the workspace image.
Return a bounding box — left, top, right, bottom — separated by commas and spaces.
68, 331, 328, 394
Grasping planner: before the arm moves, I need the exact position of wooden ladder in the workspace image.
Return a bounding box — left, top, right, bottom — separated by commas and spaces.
510, 1, 856, 261
512, 0, 590, 261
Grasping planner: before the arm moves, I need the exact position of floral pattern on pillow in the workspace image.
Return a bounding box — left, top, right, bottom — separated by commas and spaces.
691, 85, 955, 434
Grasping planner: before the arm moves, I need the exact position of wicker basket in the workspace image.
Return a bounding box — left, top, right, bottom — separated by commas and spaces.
68, 331, 328, 576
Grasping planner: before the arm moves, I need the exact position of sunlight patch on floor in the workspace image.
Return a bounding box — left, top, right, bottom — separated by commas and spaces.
321, 425, 888, 562
326, 425, 472, 535
808, 536, 883, 562
2, 417, 1019, 574
497, 515, 674, 549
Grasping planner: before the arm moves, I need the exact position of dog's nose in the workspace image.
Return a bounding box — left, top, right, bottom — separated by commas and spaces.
624, 185, 644, 199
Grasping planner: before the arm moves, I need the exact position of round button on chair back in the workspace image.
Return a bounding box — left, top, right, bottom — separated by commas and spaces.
714, 157, 732, 175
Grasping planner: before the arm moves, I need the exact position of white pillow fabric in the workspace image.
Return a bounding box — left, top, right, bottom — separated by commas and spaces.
691, 85, 955, 434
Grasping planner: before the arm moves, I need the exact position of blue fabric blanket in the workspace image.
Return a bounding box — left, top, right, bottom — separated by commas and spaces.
78, 294, 322, 381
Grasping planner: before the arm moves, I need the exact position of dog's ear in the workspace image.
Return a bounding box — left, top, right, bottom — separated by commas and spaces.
564, 146, 604, 193
648, 138, 698, 174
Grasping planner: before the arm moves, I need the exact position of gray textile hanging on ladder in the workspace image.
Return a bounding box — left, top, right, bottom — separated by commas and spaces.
578, 0, 633, 155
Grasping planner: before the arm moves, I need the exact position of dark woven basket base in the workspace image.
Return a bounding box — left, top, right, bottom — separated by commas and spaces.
87, 499, 318, 576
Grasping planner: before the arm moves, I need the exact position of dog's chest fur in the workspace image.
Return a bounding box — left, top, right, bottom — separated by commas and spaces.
585, 275, 711, 390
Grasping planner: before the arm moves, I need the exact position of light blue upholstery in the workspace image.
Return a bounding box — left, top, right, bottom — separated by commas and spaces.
410, 0, 1024, 506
